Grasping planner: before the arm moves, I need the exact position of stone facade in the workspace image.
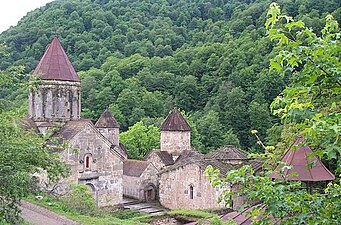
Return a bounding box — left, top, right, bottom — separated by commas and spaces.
123, 162, 158, 201
28, 80, 80, 124
160, 131, 191, 155
159, 163, 224, 209
58, 122, 123, 206
97, 127, 120, 146
145, 152, 166, 171
144, 150, 174, 172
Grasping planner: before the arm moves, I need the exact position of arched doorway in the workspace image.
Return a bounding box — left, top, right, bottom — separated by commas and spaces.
143, 183, 157, 202
85, 183, 98, 206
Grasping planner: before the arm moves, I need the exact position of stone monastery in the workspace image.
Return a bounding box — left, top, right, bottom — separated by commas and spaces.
24, 37, 261, 209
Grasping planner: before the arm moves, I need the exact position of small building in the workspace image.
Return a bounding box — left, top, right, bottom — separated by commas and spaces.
270, 136, 335, 181
123, 160, 158, 201
158, 147, 261, 210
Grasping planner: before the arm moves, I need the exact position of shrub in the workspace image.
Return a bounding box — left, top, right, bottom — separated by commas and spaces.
61, 184, 97, 215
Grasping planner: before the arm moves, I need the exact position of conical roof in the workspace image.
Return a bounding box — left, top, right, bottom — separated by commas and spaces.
270, 136, 335, 181
160, 108, 191, 131
95, 109, 120, 128
33, 36, 80, 82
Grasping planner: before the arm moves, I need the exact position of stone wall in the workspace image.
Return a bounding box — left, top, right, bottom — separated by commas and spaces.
60, 123, 123, 207
146, 152, 165, 171
160, 131, 191, 154
97, 127, 119, 146
29, 80, 80, 122
159, 164, 225, 209
123, 164, 158, 201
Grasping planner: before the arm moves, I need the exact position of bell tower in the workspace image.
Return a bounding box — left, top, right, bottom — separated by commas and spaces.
28, 36, 81, 129
160, 108, 192, 157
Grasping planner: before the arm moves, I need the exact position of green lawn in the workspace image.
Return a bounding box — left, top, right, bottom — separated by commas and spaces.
25, 195, 150, 225
25, 194, 234, 225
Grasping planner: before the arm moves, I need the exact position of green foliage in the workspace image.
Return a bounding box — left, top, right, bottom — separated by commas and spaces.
267, 2, 341, 169
0, 68, 67, 223
26, 193, 148, 225
1, 0, 338, 152
120, 121, 160, 159
206, 165, 341, 224
167, 209, 236, 225
60, 184, 97, 215
206, 3, 341, 224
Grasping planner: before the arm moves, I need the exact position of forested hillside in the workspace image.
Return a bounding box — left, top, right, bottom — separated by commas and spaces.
0, 0, 339, 152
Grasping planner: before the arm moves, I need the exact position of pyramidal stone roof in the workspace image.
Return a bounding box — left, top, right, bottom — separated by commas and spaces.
33, 36, 80, 82
160, 108, 191, 131
95, 109, 120, 128
270, 136, 335, 181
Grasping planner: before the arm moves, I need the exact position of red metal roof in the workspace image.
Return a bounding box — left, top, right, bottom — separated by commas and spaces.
160, 107, 191, 131
33, 36, 80, 82
270, 136, 335, 181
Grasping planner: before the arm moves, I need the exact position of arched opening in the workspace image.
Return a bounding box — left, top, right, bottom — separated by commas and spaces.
85, 183, 98, 206
189, 185, 194, 199
144, 183, 157, 202
84, 154, 92, 171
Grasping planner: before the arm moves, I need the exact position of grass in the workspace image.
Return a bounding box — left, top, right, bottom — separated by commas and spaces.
25, 194, 150, 225
25, 194, 233, 225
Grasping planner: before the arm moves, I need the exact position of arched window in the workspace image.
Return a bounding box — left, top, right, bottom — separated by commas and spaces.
189, 185, 194, 199
85, 154, 91, 170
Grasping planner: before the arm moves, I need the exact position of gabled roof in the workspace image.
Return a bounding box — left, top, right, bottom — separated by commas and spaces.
95, 109, 120, 128
123, 160, 151, 177
33, 36, 80, 82
160, 147, 261, 175
144, 150, 174, 166
270, 136, 335, 181
160, 108, 191, 131
207, 145, 249, 160
49, 119, 125, 159
50, 119, 92, 143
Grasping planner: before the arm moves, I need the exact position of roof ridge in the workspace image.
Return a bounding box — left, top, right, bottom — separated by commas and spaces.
95, 108, 120, 128
33, 36, 80, 82
160, 107, 191, 131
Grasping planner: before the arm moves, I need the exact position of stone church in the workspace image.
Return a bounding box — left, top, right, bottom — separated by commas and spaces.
24, 36, 260, 210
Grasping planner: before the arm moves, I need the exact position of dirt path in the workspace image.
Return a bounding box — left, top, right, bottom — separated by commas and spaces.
21, 201, 80, 225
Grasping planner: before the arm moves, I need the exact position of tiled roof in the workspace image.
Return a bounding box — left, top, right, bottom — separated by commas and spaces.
270, 136, 335, 181
123, 160, 150, 177
161, 146, 261, 175
33, 36, 80, 82
95, 109, 120, 128
50, 119, 126, 159
160, 108, 191, 131
207, 145, 249, 160
50, 119, 92, 143
144, 150, 174, 166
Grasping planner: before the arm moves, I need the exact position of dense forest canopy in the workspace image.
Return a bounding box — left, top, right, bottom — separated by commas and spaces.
0, 0, 340, 153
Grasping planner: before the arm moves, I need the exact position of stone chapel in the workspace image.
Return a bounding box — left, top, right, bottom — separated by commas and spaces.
24, 36, 261, 210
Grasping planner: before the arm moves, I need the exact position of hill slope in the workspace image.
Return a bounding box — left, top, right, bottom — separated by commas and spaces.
0, 0, 339, 152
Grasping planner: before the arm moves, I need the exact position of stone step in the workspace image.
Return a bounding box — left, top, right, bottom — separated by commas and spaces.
139, 208, 166, 214
125, 204, 152, 210
122, 197, 168, 215
149, 211, 165, 216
